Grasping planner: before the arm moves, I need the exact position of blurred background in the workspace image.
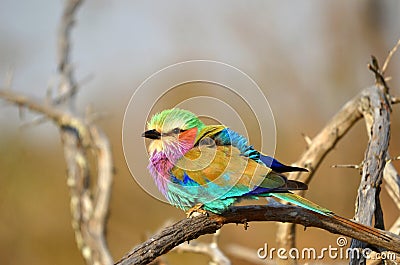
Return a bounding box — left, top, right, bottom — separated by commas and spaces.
1, 1, 400, 264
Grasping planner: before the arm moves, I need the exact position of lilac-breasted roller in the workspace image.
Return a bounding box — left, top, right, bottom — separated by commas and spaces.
142, 108, 388, 240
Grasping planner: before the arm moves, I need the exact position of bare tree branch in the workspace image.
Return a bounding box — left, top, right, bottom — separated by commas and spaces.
348, 58, 391, 264
382, 38, 400, 74
0, 1, 113, 264
174, 230, 230, 265
277, 52, 398, 264
55, 0, 114, 264
391, 97, 400, 104
0, 2, 114, 264
389, 217, 400, 235
56, 0, 82, 106
0, 87, 114, 265
0, 90, 87, 131
384, 162, 400, 213
276, 84, 365, 259
115, 205, 400, 265
226, 244, 270, 265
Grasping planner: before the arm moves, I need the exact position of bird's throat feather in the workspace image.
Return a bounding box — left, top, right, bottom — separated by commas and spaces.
147, 127, 198, 192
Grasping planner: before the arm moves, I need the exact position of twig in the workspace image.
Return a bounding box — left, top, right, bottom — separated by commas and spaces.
391, 97, 400, 104
151, 220, 231, 264
20, 116, 50, 129
383, 160, 400, 211
226, 244, 271, 265
56, 0, 82, 106
114, 204, 400, 265
389, 216, 400, 235
175, 230, 231, 265
301, 133, 312, 148
387, 155, 400, 163
368, 56, 389, 93
3, 67, 14, 87
331, 164, 361, 170
382, 38, 400, 75
0, 89, 89, 134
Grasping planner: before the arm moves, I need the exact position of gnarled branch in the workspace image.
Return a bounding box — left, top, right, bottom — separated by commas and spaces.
0, 1, 114, 263
348, 57, 392, 264
115, 205, 400, 265
276, 54, 399, 265
0, 86, 114, 265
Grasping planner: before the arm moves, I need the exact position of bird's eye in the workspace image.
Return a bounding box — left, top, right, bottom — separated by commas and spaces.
172, 128, 181, 134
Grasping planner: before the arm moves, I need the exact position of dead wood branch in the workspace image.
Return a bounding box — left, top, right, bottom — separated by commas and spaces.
276, 85, 364, 256
0, 87, 114, 265
0, 1, 113, 264
174, 230, 230, 265
350, 69, 391, 264
56, 0, 113, 264
276, 54, 399, 264
115, 205, 400, 265
226, 244, 270, 265
56, 0, 82, 106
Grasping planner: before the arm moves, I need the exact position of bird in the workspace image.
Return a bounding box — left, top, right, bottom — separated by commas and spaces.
142, 108, 389, 241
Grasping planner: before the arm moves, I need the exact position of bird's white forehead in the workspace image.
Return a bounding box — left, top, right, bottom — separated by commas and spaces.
148, 118, 186, 133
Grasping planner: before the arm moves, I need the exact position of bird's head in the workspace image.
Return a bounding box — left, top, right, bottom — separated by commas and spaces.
142, 108, 205, 156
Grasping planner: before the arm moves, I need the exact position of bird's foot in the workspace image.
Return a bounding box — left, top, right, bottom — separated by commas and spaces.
186, 203, 208, 218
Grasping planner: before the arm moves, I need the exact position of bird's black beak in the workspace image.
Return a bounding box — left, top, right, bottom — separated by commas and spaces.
142, 129, 161, 139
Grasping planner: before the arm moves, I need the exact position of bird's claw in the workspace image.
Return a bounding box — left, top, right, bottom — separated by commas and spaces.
186, 204, 208, 218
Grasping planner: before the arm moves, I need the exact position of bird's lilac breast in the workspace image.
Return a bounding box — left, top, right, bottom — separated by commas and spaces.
148, 152, 174, 195
147, 140, 193, 196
